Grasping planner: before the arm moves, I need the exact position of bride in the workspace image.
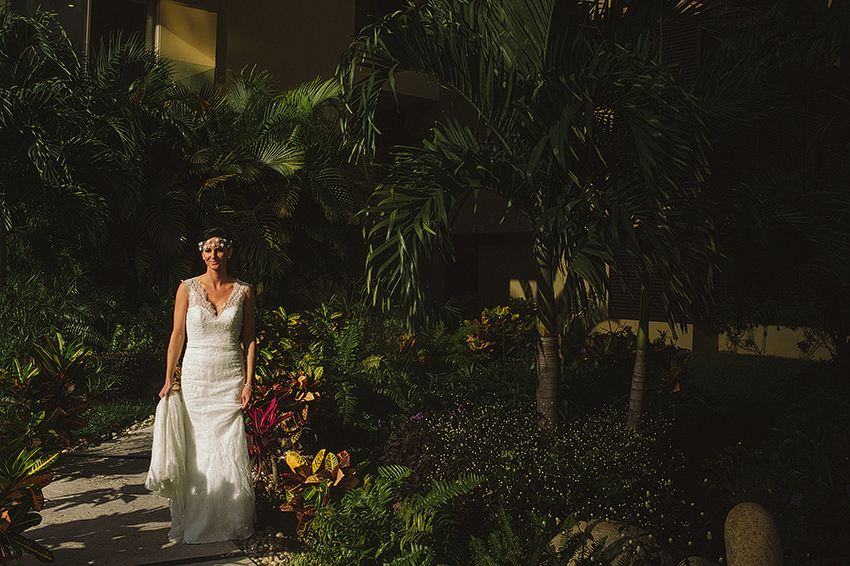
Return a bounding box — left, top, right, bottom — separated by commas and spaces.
146, 227, 256, 543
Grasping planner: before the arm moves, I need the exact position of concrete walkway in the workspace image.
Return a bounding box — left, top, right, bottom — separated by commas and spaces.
19, 426, 254, 566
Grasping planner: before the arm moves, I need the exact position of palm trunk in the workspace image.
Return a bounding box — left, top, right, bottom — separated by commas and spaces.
627, 283, 650, 430
535, 251, 560, 428
0, 224, 6, 286
536, 330, 560, 427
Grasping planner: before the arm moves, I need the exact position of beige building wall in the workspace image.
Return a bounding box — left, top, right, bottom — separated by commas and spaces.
586, 319, 831, 360
717, 325, 831, 360
157, 1, 217, 89
225, 0, 355, 91
492, 242, 830, 360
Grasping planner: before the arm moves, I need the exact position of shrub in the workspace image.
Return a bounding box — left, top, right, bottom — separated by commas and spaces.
0, 410, 58, 563
292, 465, 481, 566
254, 300, 430, 448
564, 328, 695, 411
469, 507, 632, 566
0, 334, 97, 446
73, 399, 157, 447
0, 266, 167, 371
448, 300, 537, 366
424, 357, 536, 411
279, 449, 359, 536
416, 402, 687, 551
379, 413, 435, 498
562, 327, 638, 410
90, 348, 161, 401
251, 301, 431, 509
424, 300, 537, 412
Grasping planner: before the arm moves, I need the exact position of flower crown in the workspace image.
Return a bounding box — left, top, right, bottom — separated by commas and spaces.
198, 237, 233, 252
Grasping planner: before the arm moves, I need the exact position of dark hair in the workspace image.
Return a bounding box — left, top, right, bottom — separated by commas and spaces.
197, 227, 230, 243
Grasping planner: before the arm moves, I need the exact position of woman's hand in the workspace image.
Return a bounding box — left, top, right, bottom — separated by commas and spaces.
159, 380, 173, 400
162, 283, 187, 402
240, 384, 252, 409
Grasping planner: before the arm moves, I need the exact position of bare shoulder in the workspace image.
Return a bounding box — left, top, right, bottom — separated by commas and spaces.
243, 282, 255, 302
175, 281, 190, 302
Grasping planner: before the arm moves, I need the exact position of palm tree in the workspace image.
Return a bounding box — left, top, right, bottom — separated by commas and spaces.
81, 32, 191, 297
184, 71, 371, 301
0, 9, 182, 296
0, 9, 111, 284
707, 0, 850, 369
340, 0, 727, 427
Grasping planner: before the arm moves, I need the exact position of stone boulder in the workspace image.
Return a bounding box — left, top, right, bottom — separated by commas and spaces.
552, 520, 671, 566
724, 502, 783, 566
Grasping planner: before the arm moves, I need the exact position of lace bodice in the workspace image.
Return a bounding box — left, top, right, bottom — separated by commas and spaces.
183, 277, 250, 348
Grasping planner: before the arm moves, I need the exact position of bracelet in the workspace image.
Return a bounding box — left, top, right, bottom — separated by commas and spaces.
242, 383, 253, 389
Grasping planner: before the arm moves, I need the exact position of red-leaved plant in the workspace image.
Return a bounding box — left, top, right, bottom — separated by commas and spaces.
245, 397, 292, 488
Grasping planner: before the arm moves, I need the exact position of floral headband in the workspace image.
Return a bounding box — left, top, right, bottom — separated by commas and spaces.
198, 237, 232, 253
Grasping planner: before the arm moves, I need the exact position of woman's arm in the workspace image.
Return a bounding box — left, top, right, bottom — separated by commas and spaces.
240, 285, 257, 409
159, 282, 189, 399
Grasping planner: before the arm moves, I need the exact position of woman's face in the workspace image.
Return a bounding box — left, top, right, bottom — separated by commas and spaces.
200, 237, 231, 270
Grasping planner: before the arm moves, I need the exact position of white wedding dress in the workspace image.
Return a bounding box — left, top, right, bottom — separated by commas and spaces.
146, 277, 256, 543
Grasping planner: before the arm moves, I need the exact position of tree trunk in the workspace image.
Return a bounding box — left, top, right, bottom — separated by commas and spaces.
536, 331, 560, 428
535, 250, 560, 427
0, 224, 6, 286
628, 283, 650, 430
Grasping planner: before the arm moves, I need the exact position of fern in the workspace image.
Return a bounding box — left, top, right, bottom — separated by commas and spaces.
401, 473, 483, 520
469, 507, 524, 566
377, 464, 413, 484
552, 520, 634, 566
333, 381, 357, 425
468, 510, 637, 566
383, 544, 437, 566
334, 318, 363, 367
300, 466, 478, 566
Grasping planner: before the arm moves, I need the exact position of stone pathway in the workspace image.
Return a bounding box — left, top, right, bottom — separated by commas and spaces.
18, 426, 258, 566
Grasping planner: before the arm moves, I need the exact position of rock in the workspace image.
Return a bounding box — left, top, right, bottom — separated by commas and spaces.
677, 558, 720, 566
724, 502, 783, 566
552, 520, 671, 566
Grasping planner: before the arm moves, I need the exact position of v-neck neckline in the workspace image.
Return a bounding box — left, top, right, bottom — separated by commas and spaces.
199, 278, 237, 317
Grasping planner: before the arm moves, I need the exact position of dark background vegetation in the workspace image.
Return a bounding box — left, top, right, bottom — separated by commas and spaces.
1, 1, 849, 565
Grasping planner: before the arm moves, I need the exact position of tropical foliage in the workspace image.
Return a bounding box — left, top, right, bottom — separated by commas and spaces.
0, 334, 95, 447
468, 509, 629, 566
705, 0, 850, 368
454, 300, 537, 362
279, 449, 359, 536
2, 3, 850, 565
245, 396, 292, 481
0, 441, 57, 563
291, 465, 482, 566
0, 9, 111, 285
339, 0, 730, 427
0, 334, 94, 561
150, 70, 374, 303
